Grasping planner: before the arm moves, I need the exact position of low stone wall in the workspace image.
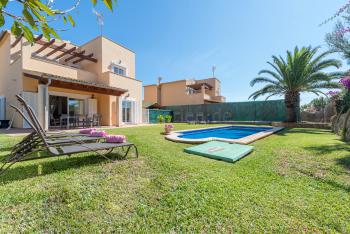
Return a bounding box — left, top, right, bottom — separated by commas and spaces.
301, 111, 325, 122
330, 111, 350, 141
272, 122, 331, 129
301, 102, 335, 123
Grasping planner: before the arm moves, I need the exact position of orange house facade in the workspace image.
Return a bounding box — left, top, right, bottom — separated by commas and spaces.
0, 31, 142, 130
144, 78, 226, 106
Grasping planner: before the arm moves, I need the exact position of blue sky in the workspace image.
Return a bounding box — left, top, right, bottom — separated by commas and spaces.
4, 0, 348, 104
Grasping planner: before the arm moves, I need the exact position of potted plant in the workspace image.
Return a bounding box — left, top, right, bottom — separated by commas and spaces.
164, 124, 174, 134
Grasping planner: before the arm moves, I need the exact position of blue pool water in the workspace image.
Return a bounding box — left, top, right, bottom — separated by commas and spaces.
178, 126, 273, 140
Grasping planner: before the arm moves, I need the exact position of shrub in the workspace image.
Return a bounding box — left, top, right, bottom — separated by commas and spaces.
165, 115, 172, 123
157, 115, 164, 123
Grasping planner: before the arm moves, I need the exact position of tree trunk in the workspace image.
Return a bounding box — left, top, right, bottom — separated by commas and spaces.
284, 91, 300, 122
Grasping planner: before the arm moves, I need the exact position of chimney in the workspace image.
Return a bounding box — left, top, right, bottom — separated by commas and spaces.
157, 77, 162, 105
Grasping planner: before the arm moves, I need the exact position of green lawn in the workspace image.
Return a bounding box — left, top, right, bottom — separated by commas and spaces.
0, 124, 349, 232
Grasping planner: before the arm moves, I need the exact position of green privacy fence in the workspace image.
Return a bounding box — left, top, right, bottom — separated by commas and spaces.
148, 109, 173, 123
165, 100, 287, 122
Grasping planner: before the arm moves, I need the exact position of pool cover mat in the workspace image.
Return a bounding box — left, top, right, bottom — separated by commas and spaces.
184, 141, 254, 163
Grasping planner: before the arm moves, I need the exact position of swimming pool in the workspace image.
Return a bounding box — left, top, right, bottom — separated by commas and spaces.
165, 125, 284, 144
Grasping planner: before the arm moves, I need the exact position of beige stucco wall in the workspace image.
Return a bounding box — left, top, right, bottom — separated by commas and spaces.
196, 78, 221, 97
101, 72, 141, 101
143, 85, 158, 103
79, 37, 103, 75
101, 37, 135, 78
160, 80, 205, 106
0, 33, 10, 97
0, 33, 24, 127
23, 76, 39, 92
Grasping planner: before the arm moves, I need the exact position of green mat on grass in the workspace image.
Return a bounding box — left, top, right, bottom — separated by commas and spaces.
184, 141, 254, 163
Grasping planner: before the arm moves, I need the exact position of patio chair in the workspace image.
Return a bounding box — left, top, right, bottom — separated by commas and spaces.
76, 114, 87, 128
50, 113, 60, 126
0, 104, 139, 175
16, 95, 92, 138
9, 104, 102, 146
93, 114, 102, 127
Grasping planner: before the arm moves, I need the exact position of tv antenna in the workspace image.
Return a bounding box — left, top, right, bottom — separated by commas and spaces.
92, 8, 104, 36
157, 77, 162, 85
212, 65, 216, 78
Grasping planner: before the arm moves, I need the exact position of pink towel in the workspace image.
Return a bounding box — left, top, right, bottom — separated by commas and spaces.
105, 135, 126, 143
89, 130, 107, 137
79, 128, 96, 134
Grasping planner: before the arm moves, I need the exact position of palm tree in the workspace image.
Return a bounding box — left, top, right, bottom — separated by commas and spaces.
249, 46, 342, 122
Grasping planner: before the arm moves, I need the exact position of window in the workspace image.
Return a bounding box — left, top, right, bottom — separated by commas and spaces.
186, 87, 196, 95
68, 98, 84, 116
112, 65, 126, 76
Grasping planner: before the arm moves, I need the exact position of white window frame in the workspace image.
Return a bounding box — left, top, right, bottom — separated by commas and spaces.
111, 64, 127, 77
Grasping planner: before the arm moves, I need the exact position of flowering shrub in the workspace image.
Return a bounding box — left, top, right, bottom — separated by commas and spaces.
340, 76, 350, 89
321, 0, 350, 26
337, 27, 350, 36
165, 124, 174, 129
327, 91, 341, 97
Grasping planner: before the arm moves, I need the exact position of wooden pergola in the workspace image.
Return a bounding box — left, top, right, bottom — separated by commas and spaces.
11, 34, 98, 65
23, 70, 128, 97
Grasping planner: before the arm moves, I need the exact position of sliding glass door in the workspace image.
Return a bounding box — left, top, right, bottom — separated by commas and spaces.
122, 100, 133, 123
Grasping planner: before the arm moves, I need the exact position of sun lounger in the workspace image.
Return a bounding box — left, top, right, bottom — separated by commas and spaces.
0, 97, 138, 175
9, 105, 102, 146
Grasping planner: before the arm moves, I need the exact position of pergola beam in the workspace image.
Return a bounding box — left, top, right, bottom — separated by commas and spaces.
34, 34, 43, 42
64, 50, 85, 62
54, 46, 76, 60
45, 43, 66, 57
34, 39, 55, 54
72, 53, 94, 64
22, 35, 98, 63
11, 34, 23, 48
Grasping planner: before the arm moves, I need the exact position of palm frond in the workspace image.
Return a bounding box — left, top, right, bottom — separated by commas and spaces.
248, 84, 283, 100
249, 45, 342, 101
250, 77, 280, 87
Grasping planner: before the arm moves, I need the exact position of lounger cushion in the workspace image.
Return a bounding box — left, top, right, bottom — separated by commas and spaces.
79, 128, 96, 134
90, 131, 107, 137
55, 142, 133, 155
46, 136, 102, 145
106, 135, 126, 143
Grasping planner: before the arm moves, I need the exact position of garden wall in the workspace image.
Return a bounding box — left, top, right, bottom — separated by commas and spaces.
165, 100, 287, 122
301, 102, 335, 123
331, 111, 350, 141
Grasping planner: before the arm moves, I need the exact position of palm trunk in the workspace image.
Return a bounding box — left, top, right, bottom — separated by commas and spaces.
284, 91, 300, 122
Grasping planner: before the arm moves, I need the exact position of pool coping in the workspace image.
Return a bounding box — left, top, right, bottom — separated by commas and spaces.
165, 125, 285, 144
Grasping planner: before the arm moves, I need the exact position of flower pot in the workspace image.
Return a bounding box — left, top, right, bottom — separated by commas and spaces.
164, 127, 172, 135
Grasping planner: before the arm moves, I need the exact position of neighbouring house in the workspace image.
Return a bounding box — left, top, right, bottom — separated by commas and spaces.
143, 78, 226, 106
0, 31, 142, 130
